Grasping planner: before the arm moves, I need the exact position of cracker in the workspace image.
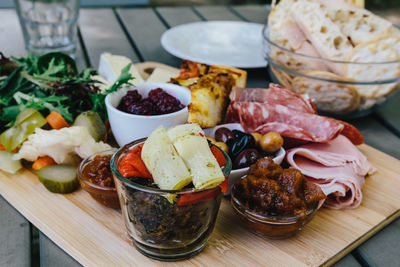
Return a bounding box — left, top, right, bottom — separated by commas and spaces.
292, 70, 361, 113
344, 38, 400, 98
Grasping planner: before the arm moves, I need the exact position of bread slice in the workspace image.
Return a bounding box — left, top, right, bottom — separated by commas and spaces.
171, 61, 247, 128
328, 7, 394, 46
187, 72, 235, 127
292, 71, 361, 113
344, 38, 400, 98
290, 0, 353, 73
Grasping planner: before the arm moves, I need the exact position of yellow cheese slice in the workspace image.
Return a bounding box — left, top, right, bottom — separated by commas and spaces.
168, 124, 225, 190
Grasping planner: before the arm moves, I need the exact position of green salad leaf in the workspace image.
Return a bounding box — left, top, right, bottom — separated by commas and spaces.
0, 52, 134, 131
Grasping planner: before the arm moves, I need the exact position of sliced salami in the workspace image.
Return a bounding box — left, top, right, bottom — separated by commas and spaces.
268, 83, 316, 114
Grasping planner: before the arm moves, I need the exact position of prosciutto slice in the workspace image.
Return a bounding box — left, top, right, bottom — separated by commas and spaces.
286, 135, 376, 209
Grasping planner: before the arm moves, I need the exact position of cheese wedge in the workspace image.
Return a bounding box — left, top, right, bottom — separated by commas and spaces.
98, 53, 144, 84
168, 124, 225, 190
141, 126, 191, 190
146, 67, 180, 83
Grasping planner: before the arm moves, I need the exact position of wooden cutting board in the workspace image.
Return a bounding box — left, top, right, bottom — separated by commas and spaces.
1, 62, 400, 266
0, 144, 400, 266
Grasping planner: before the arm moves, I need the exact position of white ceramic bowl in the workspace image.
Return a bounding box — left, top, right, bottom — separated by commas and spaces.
105, 82, 191, 146
204, 123, 285, 195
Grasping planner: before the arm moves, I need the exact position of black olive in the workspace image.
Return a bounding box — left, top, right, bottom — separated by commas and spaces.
246, 133, 256, 148
229, 134, 250, 158
215, 127, 234, 143
232, 129, 246, 140
234, 149, 261, 169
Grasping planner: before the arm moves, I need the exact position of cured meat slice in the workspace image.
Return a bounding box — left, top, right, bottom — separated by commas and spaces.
225, 84, 363, 145
229, 86, 269, 102
338, 120, 364, 145
286, 135, 376, 209
228, 102, 343, 143
268, 83, 316, 114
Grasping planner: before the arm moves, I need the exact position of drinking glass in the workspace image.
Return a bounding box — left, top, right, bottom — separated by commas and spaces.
14, 0, 79, 56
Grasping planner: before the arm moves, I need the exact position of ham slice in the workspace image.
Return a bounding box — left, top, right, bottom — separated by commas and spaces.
286, 135, 376, 209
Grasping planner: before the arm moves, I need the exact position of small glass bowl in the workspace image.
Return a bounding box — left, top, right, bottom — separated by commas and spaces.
110, 138, 232, 261
263, 25, 400, 119
231, 183, 318, 239
78, 149, 120, 209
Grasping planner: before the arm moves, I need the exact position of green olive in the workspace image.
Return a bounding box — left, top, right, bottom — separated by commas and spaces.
260, 132, 283, 153
214, 141, 229, 154
251, 132, 262, 147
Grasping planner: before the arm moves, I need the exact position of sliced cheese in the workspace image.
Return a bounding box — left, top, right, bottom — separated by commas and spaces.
141, 126, 191, 190
98, 52, 144, 85
146, 67, 180, 83
168, 124, 225, 190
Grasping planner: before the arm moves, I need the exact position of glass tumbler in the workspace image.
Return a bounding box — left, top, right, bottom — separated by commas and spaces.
14, 0, 79, 56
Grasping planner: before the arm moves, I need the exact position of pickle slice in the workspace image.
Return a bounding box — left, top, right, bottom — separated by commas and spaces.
35, 165, 79, 194
0, 151, 22, 174
73, 111, 106, 142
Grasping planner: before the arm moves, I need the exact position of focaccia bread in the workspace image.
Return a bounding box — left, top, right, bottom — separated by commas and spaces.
171, 60, 247, 128
292, 71, 360, 113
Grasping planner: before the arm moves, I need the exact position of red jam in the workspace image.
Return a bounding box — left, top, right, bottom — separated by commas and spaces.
117, 88, 185, 115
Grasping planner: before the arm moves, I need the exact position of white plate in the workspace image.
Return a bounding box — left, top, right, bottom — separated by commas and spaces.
161, 21, 268, 68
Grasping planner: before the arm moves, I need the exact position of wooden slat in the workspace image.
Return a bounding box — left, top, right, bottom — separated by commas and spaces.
356, 218, 400, 266
0, 196, 30, 267
351, 117, 400, 159
231, 5, 270, 24
156, 6, 202, 27
194, 6, 242, 21
0, 9, 26, 57
116, 8, 180, 67
40, 232, 81, 267
376, 93, 400, 136
332, 254, 361, 267
78, 8, 140, 68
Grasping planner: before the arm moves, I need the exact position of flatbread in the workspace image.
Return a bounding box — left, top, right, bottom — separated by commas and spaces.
344, 38, 400, 98
292, 71, 361, 113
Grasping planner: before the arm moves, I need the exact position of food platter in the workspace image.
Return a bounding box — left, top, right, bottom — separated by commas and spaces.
1, 143, 400, 266
0, 61, 400, 266
160, 21, 268, 68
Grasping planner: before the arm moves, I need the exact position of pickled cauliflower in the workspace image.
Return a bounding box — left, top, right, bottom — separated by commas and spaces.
13, 126, 112, 164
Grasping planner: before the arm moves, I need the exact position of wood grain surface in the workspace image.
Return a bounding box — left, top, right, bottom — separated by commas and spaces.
0, 144, 399, 267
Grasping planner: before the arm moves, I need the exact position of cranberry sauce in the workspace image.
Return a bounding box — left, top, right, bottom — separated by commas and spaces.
117, 88, 185, 115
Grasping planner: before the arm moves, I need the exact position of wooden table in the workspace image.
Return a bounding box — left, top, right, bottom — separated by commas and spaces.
1, 4, 400, 267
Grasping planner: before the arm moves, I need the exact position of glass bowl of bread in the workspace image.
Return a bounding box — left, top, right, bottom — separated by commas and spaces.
263, 0, 400, 119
